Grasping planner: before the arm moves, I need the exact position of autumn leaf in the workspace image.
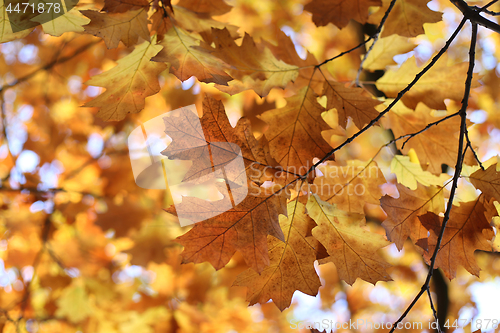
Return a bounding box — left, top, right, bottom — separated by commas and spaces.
177, 0, 232, 15
32, 8, 90, 37
383, 103, 477, 174
418, 197, 495, 279
84, 36, 168, 121
304, 0, 382, 29
313, 160, 387, 213
101, 0, 150, 13
381, 183, 445, 250
81, 9, 150, 49
369, 0, 442, 37
259, 87, 334, 171
55, 283, 93, 323
172, 184, 287, 273
307, 195, 392, 285
152, 27, 232, 85
391, 155, 450, 190
205, 28, 300, 96
469, 163, 500, 202
323, 80, 381, 129
233, 200, 321, 311
0, 2, 34, 43
376, 55, 479, 110
161, 95, 278, 184
362, 35, 416, 71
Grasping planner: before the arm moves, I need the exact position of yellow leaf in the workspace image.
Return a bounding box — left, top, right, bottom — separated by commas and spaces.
32, 8, 90, 36
82, 8, 149, 48
152, 27, 232, 85
363, 35, 416, 71
84, 35, 168, 121
391, 155, 450, 190
55, 283, 93, 323
307, 195, 392, 285
376, 55, 479, 110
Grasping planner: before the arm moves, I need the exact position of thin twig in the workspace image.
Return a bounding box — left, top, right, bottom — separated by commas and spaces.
427, 288, 443, 333
464, 126, 484, 169
355, 33, 380, 87
401, 111, 461, 149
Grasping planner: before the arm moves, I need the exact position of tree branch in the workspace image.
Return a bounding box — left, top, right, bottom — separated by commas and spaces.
389, 21, 478, 333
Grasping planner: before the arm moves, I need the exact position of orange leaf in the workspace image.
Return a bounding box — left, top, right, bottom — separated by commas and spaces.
307, 195, 392, 285
233, 200, 321, 310
259, 87, 334, 171
152, 27, 232, 85
304, 0, 382, 29
383, 103, 477, 174
205, 28, 299, 96
469, 164, 500, 202
369, 0, 442, 37
172, 184, 288, 273
176, 0, 232, 15
323, 80, 381, 129
82, 9, 149, 49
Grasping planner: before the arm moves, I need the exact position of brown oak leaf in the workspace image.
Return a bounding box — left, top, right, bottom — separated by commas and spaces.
307, 195, 392, 285
369, 0, 442, 37
259, 87, 334, 171
81, 9, 149, 49
469, 164, 500, 202
418, 198, 495, 279
383, 103, 476, 174
171, 184, 287, 273
233, 200, 321, 310
323, 80, 381, 129
381, 183, 445, 250
304, 0, 382, 29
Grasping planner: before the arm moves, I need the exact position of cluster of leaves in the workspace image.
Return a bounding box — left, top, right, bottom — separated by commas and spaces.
1, 0, 500, 332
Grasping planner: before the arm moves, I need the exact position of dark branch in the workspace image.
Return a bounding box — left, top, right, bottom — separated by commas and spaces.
389, 21, 478, 333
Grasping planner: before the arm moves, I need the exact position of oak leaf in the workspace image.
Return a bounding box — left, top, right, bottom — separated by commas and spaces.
33, 9, 90, 37
469, 164, 500, 202
390, 155, 450, 190
418, 198, 495, 279
84, 36, 168, 121
304, 0, 382, 29
362, 35, 416, 71
376, 55, 479, 110
369, 0, 442, 37
206, 28, 299, 97
383, 103, 476, 174
177, 0, 232, 15
81, 9, 150, 49
172, 184, 287, 273
323, 80, 381, 129
313, 160, 386, 213
101, 0, 150, 13
161, 95, 278, 184
259, 87, 334, 171
152, 27, 232, 85
307, 195, 392, 285
233, 200, 321, 311
381, 183, 444, 250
